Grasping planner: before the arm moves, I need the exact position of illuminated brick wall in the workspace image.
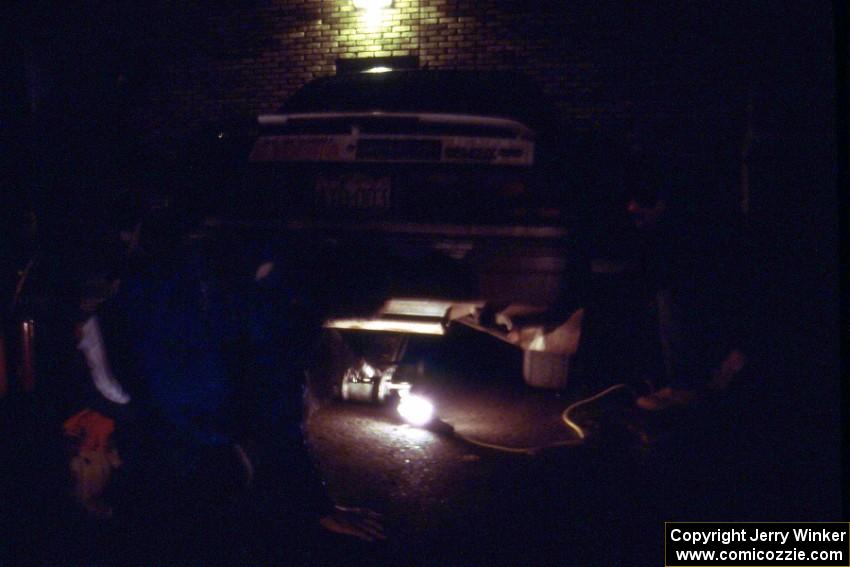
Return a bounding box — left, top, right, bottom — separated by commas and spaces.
141, 0, 629, 137
136, 1, 829, 179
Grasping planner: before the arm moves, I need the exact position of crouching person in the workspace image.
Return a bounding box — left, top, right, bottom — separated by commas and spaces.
86, 193, 388, 566
621, 155, 751, 411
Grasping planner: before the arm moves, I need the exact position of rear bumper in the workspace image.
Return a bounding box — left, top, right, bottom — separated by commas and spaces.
278, 219, 569, 239
212, 217, 574, 305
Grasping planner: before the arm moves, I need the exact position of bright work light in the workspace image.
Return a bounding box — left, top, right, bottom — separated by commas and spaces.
338, 361, 435, 427
396, 391, 434, 426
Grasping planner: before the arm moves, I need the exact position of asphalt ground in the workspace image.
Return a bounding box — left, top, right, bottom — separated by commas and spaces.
1, 322, 841, 566
303, 326, 840, 567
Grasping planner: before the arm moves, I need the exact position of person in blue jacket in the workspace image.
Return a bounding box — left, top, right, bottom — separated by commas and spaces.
90, 193, 387, 565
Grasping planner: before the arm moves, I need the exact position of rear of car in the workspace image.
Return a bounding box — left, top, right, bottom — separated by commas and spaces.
233, 70, 578, 310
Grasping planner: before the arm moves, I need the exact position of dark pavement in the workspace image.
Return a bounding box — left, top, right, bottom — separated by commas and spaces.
304, 328, 841, 567
1, 324, 841, 567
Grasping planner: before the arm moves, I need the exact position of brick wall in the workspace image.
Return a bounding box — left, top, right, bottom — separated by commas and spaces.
136, 0, 635, 143
21, 1, 834, 220
124, 0, 804, 215
134, 1, 809, 164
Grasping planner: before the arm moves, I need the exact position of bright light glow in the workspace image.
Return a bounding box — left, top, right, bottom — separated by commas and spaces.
352, 0, 392, 31
397, 394, 434, 426
359, 8, 386, 30
324, 318, 445, 335
364, 66, 393, 73
361, 361, 376, 378
353, 0, 392, 8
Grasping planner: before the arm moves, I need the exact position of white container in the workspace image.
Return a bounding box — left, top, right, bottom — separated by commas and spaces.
520, 308, 583, 390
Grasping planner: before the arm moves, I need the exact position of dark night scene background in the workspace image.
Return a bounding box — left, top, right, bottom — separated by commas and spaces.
0, 1, 843, 566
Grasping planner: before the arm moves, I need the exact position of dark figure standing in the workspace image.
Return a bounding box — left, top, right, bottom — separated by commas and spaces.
623, 156, 750, 410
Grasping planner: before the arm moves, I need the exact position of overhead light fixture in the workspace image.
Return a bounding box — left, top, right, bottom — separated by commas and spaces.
353, 0, 392, 9
364, 66, 393, 74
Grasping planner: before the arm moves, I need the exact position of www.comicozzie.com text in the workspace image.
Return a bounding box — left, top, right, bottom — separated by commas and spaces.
674, 548, 844, 563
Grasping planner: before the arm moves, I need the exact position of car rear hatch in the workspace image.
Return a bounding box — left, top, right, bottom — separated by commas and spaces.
241, 112, 542, 225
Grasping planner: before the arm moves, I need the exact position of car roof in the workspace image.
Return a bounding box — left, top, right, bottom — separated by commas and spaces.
279, 69, 552, 128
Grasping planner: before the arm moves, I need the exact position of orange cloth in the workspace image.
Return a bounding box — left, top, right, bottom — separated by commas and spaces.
63, 409, 121, 518
63, 409, 116, 452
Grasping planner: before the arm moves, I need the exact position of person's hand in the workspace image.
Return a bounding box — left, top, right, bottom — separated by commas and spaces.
319, 505, 386, 542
